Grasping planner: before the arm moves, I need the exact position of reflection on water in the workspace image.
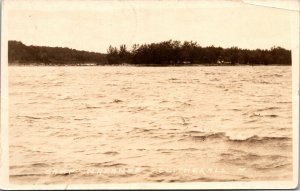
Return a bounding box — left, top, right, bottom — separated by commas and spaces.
9, 66, 292, 184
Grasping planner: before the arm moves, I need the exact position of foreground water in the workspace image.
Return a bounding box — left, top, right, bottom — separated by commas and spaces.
9, 66, 292, 184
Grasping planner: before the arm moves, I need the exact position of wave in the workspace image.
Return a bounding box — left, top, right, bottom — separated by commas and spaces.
85, 106, 102, 109
112, 99, 123, 103
249, 113, 279, 118
277, 101, 291, 104
89, 162, 126, 168
103, 151, 119, 155
259, 74, 283, 78
156, 148, 198, 152
17, 115, 64, 120
183, 132, 291, 145
59, 96, 72, 100
255, 106, 280, 112
10, 173, 48, 177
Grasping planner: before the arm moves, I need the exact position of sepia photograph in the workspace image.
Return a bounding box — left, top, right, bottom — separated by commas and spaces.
1, 0, 299, 189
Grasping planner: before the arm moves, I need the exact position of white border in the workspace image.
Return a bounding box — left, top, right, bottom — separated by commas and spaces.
1, 0, 299, 189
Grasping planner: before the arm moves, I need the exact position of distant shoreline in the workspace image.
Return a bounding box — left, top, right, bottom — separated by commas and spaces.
8, 63, 291, 67
9, 40, 292, 67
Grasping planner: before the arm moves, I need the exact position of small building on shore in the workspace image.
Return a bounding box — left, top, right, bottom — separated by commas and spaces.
217, 60, 232, 65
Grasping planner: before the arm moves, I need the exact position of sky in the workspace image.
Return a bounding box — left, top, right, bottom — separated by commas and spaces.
6, 0, 298, 53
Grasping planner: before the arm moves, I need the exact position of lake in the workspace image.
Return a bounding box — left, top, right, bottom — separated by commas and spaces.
9, 66, 292, 184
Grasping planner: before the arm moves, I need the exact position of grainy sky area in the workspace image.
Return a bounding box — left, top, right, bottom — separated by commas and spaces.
6, 0, 298, 53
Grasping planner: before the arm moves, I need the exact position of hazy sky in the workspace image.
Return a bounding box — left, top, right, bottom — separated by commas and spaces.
6, 0, 298, 53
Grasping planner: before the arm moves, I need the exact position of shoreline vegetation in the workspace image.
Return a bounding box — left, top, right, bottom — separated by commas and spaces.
8, 40, 291, 66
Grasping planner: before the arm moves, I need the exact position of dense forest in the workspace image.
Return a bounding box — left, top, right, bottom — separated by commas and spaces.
8, 41, 107, 65
107, 40, 292, 66
8, 40, 291, 66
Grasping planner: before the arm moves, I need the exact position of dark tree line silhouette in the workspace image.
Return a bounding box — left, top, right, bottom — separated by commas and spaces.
8, 41, 107, 65
107, 40, 291, 66
8, 40, 291, 66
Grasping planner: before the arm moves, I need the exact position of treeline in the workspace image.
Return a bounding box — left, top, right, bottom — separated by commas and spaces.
8, 40, 291, 66
8, 41, 107, 65
107, 40, 291, 66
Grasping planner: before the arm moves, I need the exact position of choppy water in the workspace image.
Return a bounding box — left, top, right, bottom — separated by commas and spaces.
9, 66, 292, 184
